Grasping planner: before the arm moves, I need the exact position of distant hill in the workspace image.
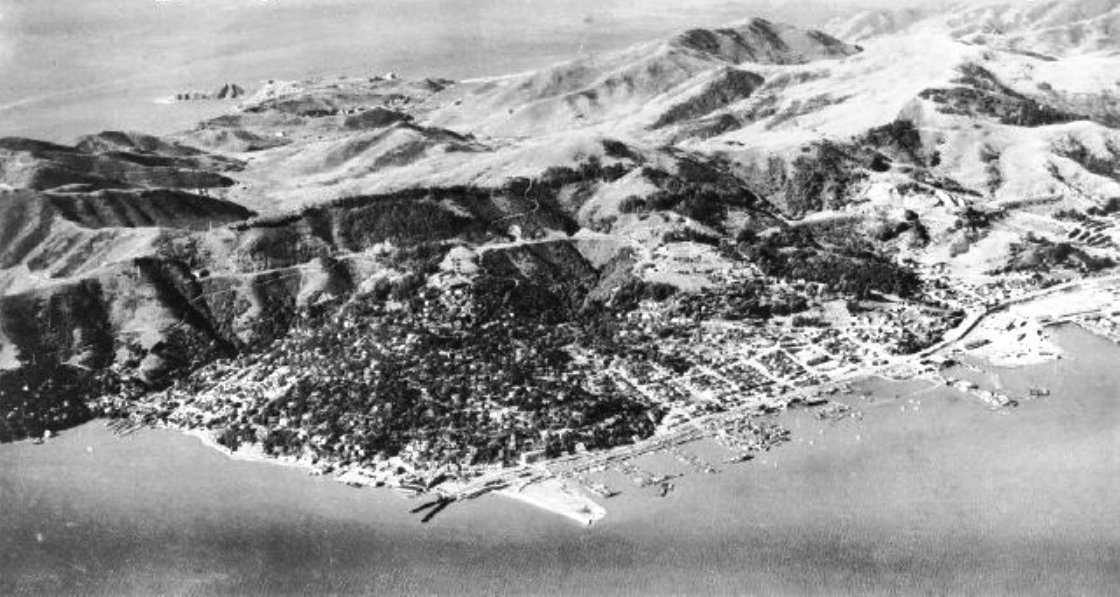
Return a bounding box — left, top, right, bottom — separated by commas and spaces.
173, 83, 247, 102
0, 134, 240, 192
1, 10, 1119, 445
825, 8, 928, 42
827, 0, 1120, 57
426, 18, 858, 138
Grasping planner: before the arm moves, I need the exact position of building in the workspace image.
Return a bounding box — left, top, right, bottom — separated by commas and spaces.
519, 450, 546, 466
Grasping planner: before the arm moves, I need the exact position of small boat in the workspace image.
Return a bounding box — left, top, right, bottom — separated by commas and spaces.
588, 483, 619, 498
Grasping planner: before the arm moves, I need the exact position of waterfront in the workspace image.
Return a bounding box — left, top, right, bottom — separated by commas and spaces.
2, 325, 1119, 595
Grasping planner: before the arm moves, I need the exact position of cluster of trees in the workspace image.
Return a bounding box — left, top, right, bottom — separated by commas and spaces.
472, 242, 597, 323
872, 213, 930, 247
780, 118, 941, 216
674, 279, 810, 321
636, 162, 757, 228
1004, 235, 1116, 274
168, 285, 662, 470
1055, 140, 1120, 181
663, 228, 721, 246
859, 119, 927, 166
0, 364, 114, 442
619, 195, 646, 214
601, 138, 642, 162
528, 155, 632, 192
1052, 209, 1090, 222
786, 141, 867, 215
231, 189, 493, 273
606, 279, 679, 311
235, 182, 583, 268
1087, 198, 1120, 216
920, 64, 1082, 127
954, 206, 999, 231
332, 199, 479, 250
791, 315, 828, 328
745, 229, 922, 299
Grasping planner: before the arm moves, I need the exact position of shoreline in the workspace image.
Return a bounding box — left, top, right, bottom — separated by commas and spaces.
180, 428, 312, 469
4, 323, 1117, 595
496, 478, 607, 527
178, 426, 606, 526
6, 319, 1108, 531
25, 284, 1117, 529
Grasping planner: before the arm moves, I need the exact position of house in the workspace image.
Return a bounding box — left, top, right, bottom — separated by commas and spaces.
519, 450, 546, 466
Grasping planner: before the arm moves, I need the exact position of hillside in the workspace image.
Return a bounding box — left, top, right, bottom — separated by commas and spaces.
826, 0, 1120, 56
423, 18, 858, 139
1, 7, 1119, 484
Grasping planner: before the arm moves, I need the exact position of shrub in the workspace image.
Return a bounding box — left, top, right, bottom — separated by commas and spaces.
618, 196, 647, 214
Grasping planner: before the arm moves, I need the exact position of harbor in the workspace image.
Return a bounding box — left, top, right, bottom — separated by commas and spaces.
3, 325, 1118, 595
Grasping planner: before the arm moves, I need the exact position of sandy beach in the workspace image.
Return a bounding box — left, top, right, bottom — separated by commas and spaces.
497, 478, 607, 527
180, 426, 604, 525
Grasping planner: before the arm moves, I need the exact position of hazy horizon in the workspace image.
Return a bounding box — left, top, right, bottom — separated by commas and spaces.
0, 0, 958, 141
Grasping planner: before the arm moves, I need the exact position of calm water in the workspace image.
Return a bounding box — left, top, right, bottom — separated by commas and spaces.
2, 325, 1119, 595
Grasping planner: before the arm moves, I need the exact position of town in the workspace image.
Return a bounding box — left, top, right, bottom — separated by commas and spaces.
81, 225, 1109, 520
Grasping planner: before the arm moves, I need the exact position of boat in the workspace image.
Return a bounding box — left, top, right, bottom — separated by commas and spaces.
394, 482, 426, 495
587, 483, 619, 498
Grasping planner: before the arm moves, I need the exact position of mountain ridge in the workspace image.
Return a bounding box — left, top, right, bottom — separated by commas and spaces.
1, 11, 1119, 478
